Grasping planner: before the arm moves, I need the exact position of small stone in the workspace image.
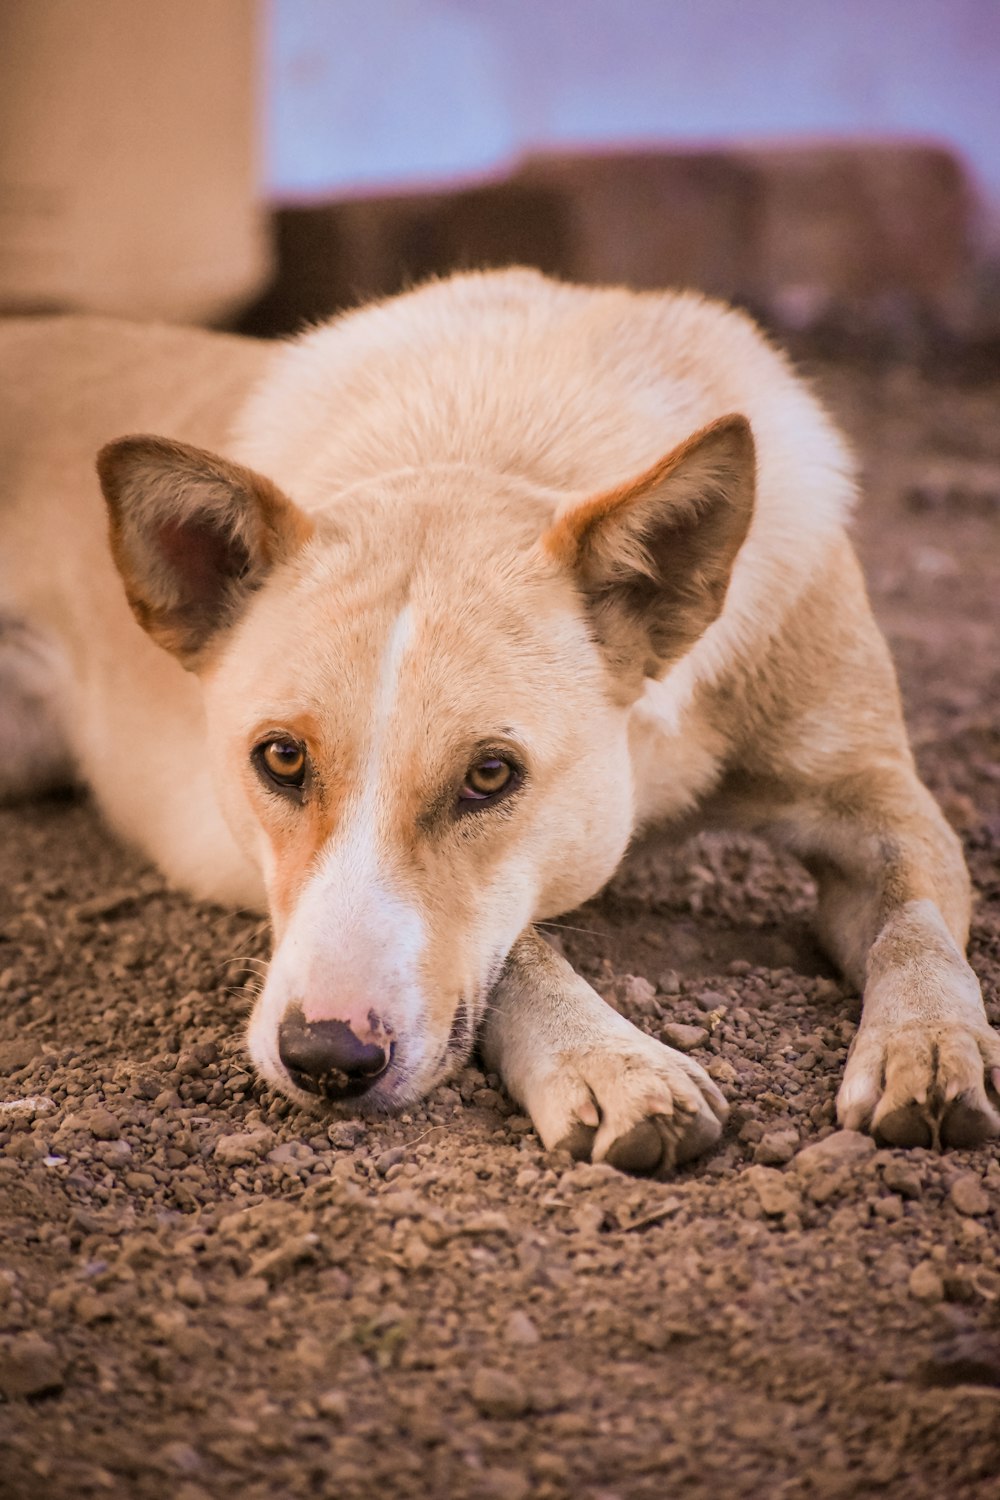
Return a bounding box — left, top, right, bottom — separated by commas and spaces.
480, 1468, 531, 1500
157, 1442, 202, 1474
376, 1147, 406, 1177
657, 969, 681, 996
175, 1274, 206, 1308
401, 1235, 430, 1271
882, 1160, 922, 1199
694, 989, 729, 1012
213, 1129, 275, 1167
793, 1130, 876, 1175
0, 1095, 56, 1121
124, 1171, 157, 1192
661, 1023, 707, 1053
100, 1139, 133, 1168
617, 975, 658, 1014
706, 1058, 737, 1084
504, 1310, 540, 1346
950, 1172, 990, 1217
0, 1039, 42, 1072
250, 1233, 320, 1283
327, 1120, 362, 1148
570, 1202, 607, 1237
806, 1166, 852, 1206
266, 1141, 313, 1166
471, 1366, 530, 1418
317, 1389, 349, 1421
0, 1334, 64, 1398
745, 1165, 800, 1218
222, 1276, 269, 1307
754, 1128, 799, 1166
909, 1261, 945, 1303
86, 1107, 120, 1141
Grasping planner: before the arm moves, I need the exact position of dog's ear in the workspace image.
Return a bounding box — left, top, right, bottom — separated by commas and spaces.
97, 435, 313, 669
543, 414, 755, 685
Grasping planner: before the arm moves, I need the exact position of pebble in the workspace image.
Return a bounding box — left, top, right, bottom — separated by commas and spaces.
745, 1165, 800, 1218
376, 1146, 407, 1176
213, 1129, 275, 1166
480, 1468, 531, 1500
949, 1172, 990, 1217
317, 1389, 349, 1421
0, 1095, 56, 1120
86, 1107, 121, 1141
753, 1128, 799, 1166
881, 1159, 923, 1199
793, 1130, 876, 1175
695, 989, 729, 1012
0, 1334, 64, 1399
504, 1310, 540, 1346
471, 1366, 531, 1418
0, 1038, 42, 1071
909, 1261, 945, 1303
266, 1141, 313, 1166
175, 1274, 207, 1308
661, 1023, 707, 1053
616, 975, 658, 1015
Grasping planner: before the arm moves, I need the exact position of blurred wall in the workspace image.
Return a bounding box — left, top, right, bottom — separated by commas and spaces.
267, 0, 1000, 240
0, 0, 267, 321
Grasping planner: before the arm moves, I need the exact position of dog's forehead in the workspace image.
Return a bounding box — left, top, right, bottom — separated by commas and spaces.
214, 489, 597, 742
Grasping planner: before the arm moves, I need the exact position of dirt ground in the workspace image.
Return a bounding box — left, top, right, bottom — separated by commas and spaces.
1, 355, 999, 1500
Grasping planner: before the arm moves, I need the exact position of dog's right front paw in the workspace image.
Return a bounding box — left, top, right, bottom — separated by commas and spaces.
526, 1034, 729, 1175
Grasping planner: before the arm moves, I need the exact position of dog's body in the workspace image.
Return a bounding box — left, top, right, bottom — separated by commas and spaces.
2, 269, 997, 1171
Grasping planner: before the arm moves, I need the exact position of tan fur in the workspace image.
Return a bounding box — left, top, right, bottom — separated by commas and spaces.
2, 270, 996, 1166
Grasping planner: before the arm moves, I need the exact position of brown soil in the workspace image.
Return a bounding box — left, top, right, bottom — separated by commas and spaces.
2, 358, 999, 1500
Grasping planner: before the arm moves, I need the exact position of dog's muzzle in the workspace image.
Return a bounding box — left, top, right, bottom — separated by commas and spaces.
277, 1007, 394, 1101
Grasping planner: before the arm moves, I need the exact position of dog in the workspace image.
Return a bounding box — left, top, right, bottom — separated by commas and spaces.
2, 268, 997, 1174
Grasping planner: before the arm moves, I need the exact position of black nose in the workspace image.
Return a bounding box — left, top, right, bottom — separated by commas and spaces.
277, 1008, 393, 1100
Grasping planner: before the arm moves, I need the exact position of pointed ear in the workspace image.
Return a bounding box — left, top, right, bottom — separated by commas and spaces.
543, 415, 755, 685
97, 436, 313, 669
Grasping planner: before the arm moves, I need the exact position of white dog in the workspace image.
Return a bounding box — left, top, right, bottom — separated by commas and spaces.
2, 269, 997, 1173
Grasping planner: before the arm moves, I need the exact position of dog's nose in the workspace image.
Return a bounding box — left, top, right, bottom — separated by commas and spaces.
277, 1007, 392, 1100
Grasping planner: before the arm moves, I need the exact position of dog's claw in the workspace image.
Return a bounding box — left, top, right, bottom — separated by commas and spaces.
556, 1121, 598, 1162
838, 1020, 1000, 1150
604, 1119, 665, 1175
530, 1034, 729, 1178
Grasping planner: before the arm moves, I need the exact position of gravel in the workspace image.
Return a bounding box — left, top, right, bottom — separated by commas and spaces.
1, 357, 999, 1498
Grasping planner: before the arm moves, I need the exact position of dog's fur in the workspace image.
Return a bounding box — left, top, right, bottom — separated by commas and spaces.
2, 269, 998, 1172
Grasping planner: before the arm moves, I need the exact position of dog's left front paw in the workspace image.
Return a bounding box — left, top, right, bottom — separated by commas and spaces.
837, 1019, 1000, 1149
526, 1033, 730, 1175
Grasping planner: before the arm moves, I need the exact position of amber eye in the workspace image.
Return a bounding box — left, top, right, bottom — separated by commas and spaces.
460, 757, 516, 803
255, 737, 307, 791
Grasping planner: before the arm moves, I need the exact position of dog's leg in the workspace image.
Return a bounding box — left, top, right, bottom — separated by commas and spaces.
717, 539, 1000, 1148
773, 764, 1000, 1148
481, 929, 729, 1174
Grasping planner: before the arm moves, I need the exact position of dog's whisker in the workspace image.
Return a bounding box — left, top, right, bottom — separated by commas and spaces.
536, 920, 606, 938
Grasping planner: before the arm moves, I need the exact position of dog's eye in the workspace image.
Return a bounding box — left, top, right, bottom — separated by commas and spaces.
460, 757, 516, 803
255, 737, 307, 791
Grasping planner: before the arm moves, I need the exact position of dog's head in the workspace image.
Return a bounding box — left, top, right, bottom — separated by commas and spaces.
97, 416, 753, 1111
